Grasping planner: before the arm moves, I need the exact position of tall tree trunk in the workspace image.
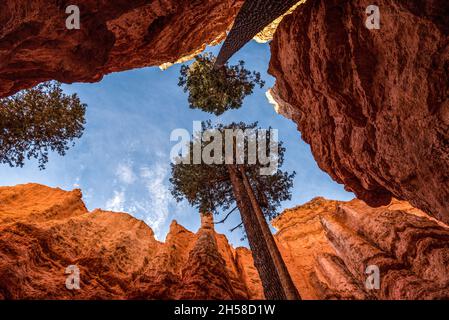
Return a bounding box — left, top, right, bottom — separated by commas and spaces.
239, 166, 301, 300
214, 0, 300, 67
227, 164, 286, 299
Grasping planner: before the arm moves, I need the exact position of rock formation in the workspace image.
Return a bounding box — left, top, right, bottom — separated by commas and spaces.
0, 183, 261, 299
1, 183, 449, 299
0, 0, 244, 98
268, 0, 449, 224
273, 197, 449, 299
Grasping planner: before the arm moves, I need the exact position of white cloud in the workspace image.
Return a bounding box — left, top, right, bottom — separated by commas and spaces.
137, 163, 173, 239
104, 159, 178, 240
116, 163, 136, 184
105, 190, 126, 212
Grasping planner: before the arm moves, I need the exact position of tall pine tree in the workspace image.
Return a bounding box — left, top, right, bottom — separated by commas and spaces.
170, 121, 300, 300
178, 53, 264, 116
0, 81, 86, 169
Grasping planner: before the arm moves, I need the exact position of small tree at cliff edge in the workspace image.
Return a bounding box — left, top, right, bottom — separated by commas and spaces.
170, 121, 300, 300
178, 53, 265, 116
0, 81, 86, 169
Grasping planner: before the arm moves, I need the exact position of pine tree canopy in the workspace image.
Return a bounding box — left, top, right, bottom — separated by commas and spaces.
0, 81, 86, 169
170, 121, 295, 220
178, 53, 265, 116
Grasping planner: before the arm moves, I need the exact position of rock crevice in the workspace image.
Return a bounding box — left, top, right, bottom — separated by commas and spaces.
0, 184, 261, 299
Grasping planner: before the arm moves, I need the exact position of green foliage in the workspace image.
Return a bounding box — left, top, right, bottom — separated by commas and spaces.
178, 53, 265, 116
0, 81, 86, 169
170, 121, 295, 220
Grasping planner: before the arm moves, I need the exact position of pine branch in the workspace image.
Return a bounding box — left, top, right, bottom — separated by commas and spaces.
214, 206, 238, 224
230, 222, 243, 232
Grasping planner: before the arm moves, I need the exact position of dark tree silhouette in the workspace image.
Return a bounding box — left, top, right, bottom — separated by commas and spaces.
0, 81, 86, 169
170, 121, 300, 300
215, 0, 300, 67
178, 53, 264, 116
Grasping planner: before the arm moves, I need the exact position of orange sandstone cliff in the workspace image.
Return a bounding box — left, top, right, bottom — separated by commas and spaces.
273, 198, 449, 299
1, 183, 449, 299
0, 183, 262, 299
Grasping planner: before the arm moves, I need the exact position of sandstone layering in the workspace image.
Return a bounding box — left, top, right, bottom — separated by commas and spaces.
273, 197, 449, 299
1, 184, 448, 299
268, 0, 449, 224
0, 0, 244, 98
0, 184, 262, 299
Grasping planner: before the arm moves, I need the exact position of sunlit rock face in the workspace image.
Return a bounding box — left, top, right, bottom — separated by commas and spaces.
272, 198, 342, 299
273, 197, 449, 299
1, 184, 448, 299
0, 0, 243, 98
0, 184, 261, 299
269, 0, 449, 224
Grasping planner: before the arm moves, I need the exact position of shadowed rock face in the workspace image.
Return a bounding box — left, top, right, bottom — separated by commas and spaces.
1, 184, 448, 299
268, 0, 449, 223
0, 0, 243, 98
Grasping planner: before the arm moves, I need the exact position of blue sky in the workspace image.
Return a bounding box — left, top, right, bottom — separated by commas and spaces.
0, 41, 353, 246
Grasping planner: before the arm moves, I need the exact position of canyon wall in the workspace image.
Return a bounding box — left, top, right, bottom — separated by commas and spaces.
1, 183, 449, 299
268, 0, 449, 224
0, 0, 243, 98
274, 197, 449, 299
0, 183, 262, 299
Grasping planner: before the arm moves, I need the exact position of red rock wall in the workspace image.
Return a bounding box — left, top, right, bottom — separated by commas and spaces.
273, 198, 449, 299
268, 0, 449, 224
0, 184, 262, 299
1, 184, 449, 299
0, 0, 243, 98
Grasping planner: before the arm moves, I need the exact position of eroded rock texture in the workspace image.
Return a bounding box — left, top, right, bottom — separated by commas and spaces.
0, 0, 243, 98
0, 184, 262, 299
273, 197, 449, 299
269, 0, 449, 223
1, 184, 448, 299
